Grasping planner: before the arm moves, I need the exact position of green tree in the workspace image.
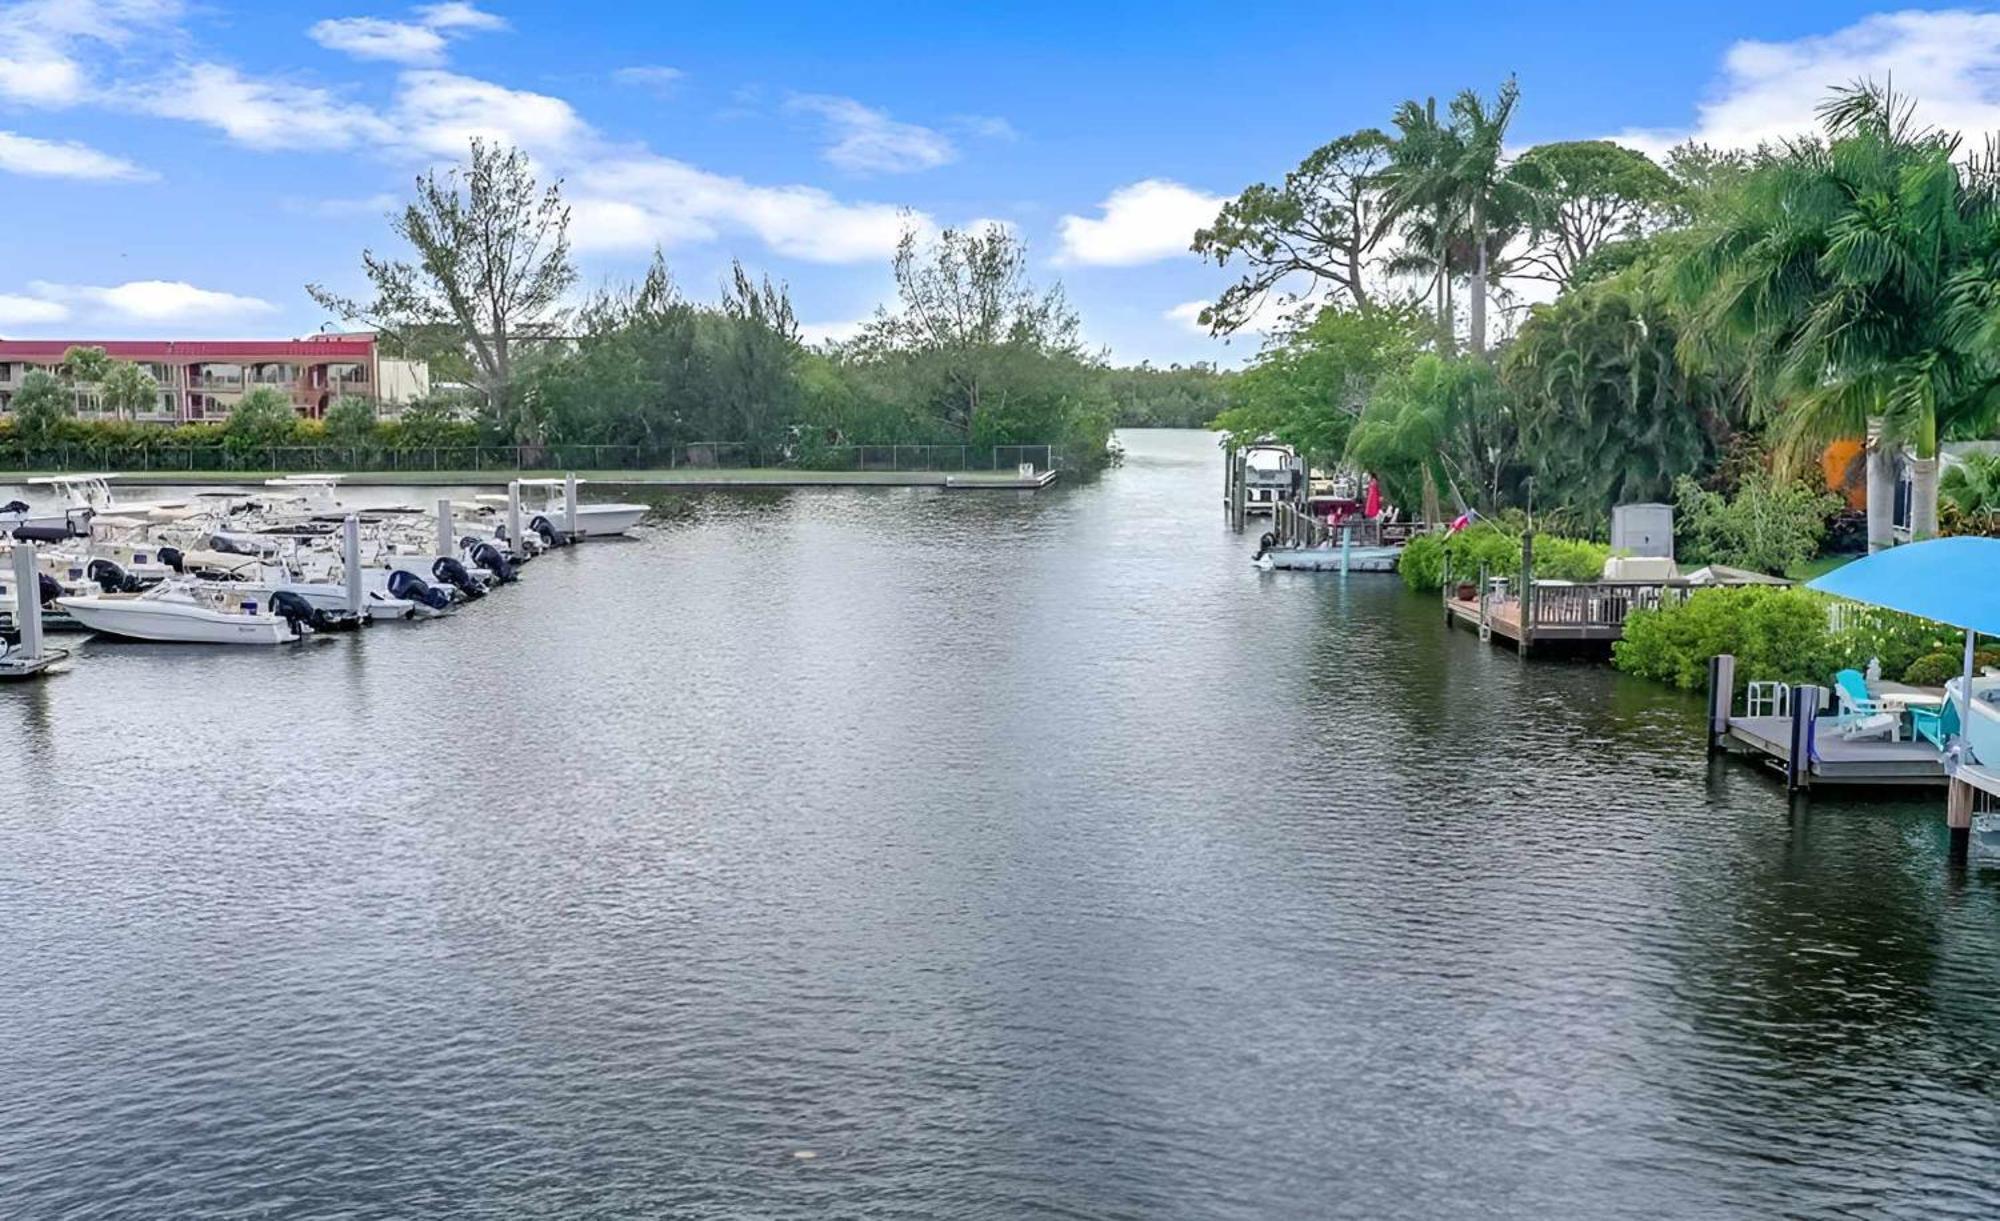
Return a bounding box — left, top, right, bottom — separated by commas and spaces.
308, 138, 575, 431
1376, 79, 1531, 358
225, 386, 300, 446
1346, 353, 1515, 520
1673, 471, 1840, 575
1193, 130, 1393, 332
1503, 275, 1735, 521
61, 345, 113, 387
324, 395, 377, 445
10, 369, 70, 440
1510, 141, 1677, 287
97, 361, 161, 420
1209, 303, 1427, 469
1674, 82, 2000, 548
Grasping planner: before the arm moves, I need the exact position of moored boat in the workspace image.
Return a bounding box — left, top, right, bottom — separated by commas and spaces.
57, 581, 311, 645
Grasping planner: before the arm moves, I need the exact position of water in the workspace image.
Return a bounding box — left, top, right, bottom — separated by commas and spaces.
3, 430, 1998, 1218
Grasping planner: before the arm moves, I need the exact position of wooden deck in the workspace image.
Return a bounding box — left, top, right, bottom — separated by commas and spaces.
1446, 582, 1683, 650
1721, 714, 1948, 786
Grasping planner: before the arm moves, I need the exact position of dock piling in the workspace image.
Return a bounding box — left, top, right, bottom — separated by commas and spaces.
1948, 777, 1975, 862
1786, 683, 1822, 791
1706, 654, 1736, 752
1518, 530, 1536, 656
434, 497, 453, 558
506, 480, 523, 553
342, 516, 363, 617
12, 541, 43, 662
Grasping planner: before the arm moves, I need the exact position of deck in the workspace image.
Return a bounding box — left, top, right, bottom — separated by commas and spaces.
1446, 582, 1683, 650
1720, 714, 1948, 786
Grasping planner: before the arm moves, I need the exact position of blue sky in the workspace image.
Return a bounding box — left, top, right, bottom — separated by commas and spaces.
0, 1, 1993, 366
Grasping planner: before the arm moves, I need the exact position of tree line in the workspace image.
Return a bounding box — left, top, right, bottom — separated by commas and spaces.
1198, 77, 2000, 552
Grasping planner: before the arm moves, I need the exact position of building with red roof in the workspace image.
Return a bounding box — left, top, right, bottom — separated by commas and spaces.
0, 334, 431, 423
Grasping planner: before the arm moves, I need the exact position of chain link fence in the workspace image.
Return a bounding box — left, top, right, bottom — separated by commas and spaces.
0, 441, 1068, 475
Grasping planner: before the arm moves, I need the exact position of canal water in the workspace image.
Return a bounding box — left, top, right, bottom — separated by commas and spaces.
3, 429, 1998, 1218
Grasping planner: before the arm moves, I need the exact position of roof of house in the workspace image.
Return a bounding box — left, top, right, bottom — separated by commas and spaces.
0, 338, 376, 362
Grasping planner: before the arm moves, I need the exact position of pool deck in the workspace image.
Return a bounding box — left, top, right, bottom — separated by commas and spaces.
38, 468, 1062, 491
1721, 714, 1949, 786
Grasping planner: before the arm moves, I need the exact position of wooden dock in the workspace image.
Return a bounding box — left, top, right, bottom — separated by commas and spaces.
1703, 657, 1949, 789
1446, 582, 1686, 652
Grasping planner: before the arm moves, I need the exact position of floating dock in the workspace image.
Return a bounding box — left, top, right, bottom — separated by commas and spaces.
1703, 656, 1949, 788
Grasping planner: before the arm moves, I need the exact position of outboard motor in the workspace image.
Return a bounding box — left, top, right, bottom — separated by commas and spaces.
470, 541, 517, 584
386, 568, 453, 611
1, 499, 27, 514
432, 556, 484, 600
157, 546, 186, 575
1252, 531, 1278, 562
529, 514, 563, 547
86, 558, 144, 594
35, 572, 62, 606
267, 590, 318, 637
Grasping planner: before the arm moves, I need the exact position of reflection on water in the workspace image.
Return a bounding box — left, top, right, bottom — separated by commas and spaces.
2, 431, 1998, 1218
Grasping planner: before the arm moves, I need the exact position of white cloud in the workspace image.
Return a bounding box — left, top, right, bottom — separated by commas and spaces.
953, 114, 1019, 142
414, 2, 509, 32
0, 130, 152, 180
0, 294, 70, 326
572, 154, 922, 263
1166, 293, 1312, 340
309, 18, 448, 66
390, 69, 588, 157
1057, 179, 1225, 267
613, 65, 686, 96
0, 0, 184, 107
141, 63, 390, 150
1615, 10, 2000, 156
29, 279, 276, 321
787, 93, 956, 174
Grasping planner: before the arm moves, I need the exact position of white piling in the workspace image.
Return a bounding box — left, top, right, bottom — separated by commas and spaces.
435, 497, 454, 558
563, 473, 579, 540
343, 515, 363, 617
12, 541, 42, 661
507, 480, 523, 552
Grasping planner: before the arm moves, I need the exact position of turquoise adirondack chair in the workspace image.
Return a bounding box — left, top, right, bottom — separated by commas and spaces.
1831, 669, 1900, 740
1910, 697, 1960, 749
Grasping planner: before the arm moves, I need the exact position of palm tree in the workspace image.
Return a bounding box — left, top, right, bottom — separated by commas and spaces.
1375, 79, 1530, 358
1675, 82, 2000, 547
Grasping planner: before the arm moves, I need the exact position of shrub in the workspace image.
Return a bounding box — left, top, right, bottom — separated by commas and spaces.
1674, 471, 1841, 575
1614, 586, 1840, 690
225, 386, 300, 447
1534, 535, 1610, 582
1828, 606, 1960, 682
1399, 534, 1445, 591
1901, 652, 1963, 688
1398, 523, 1607, 592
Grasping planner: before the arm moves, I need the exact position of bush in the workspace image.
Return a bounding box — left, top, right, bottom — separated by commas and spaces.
1398, 523, 1607, 592
1534, 535, 1610, 582
1614, 586, 1840, 690
1674, 471, 1841, 575
1901, 652, 1963, 688
1828, 606, 1961, 681
1399, 534, 1446, 591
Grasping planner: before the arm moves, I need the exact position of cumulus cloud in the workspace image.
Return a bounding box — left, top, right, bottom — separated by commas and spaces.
308, 18, 449, 66
23, 279, 276, 322
1057, 179, 1225, 267
571, 154, 921, 263
0, 294, 70, 326
390, 70, 589, 157
787, 93, 956, 174
0, 130, 152, 180
1616, 10, 2000, 155
413, 2, 508, 32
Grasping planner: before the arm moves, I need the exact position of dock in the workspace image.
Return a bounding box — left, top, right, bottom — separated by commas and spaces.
92, 468, 1062, 491
1445, 582, 1686, 652
1703, 656, 1949, 788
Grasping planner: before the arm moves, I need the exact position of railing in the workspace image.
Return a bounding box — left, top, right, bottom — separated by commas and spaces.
0, 440, 1074, 475
1527, 581, 1689, 631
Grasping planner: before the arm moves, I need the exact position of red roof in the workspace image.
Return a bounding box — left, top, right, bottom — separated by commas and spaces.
0, 338, 376, 362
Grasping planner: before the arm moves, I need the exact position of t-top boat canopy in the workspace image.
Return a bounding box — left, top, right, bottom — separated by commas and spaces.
1808, 537, 2000, 637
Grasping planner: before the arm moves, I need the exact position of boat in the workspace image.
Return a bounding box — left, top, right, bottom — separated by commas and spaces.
57, 580, 315, 645
1240, 443, 1304, 516
1257, 543, 1403, 573
513, 479, 648, 539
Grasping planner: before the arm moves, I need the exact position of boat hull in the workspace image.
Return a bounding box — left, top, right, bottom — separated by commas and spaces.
56, 596, 299, 644
1261, 546, 1402, 573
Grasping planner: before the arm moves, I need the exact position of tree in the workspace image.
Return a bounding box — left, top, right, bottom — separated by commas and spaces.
1192, 130, 1393, 333
1503, 275, 1735, 521
97, 361, 161, 420
225, 386, 300, 446
1209, 303, 1426, 468
1509, 141, 1676, 287
10, 369, 70, 440
61, 345, 112, 387
1673, 82, 2000, 548
1376, 79, 1531, 358
308, 138, 575, 432
854, 224, 1088, 438
324, 395, 377, 445
1346, 353, 1515, 520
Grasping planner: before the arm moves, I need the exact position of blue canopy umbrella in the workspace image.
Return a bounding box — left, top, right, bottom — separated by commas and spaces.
1809, 538, 2000, 742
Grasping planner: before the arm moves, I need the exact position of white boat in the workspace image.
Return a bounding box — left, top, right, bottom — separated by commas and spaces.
1240, 444, 1303, 515
57, 581, 308, 645
515, 478, 647, 539
1257, 544, 1402, 573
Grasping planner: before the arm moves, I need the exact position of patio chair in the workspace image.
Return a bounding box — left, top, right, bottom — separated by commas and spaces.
1910, 698, 1961, 750
1832, 668, 1900, 741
